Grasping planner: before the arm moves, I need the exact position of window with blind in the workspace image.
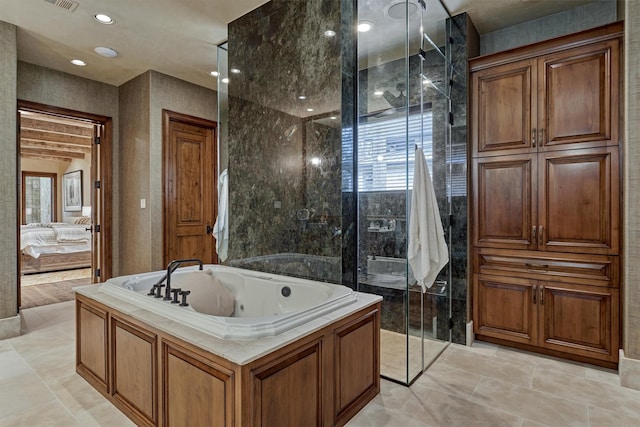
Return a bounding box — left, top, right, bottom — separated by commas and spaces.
342, 109, 466, 196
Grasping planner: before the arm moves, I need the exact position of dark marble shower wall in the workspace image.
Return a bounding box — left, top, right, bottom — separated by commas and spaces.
226, 0, 352, 281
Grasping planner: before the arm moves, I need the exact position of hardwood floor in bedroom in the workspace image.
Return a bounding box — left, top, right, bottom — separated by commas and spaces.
20, 268, 92, 309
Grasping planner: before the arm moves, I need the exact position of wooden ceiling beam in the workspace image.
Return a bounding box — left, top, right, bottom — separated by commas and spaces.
21, 139, 91, 154
20, 129, 92, 146
21, 117, 94, 137
21, 147, 85, 159
21, 153, 73, 162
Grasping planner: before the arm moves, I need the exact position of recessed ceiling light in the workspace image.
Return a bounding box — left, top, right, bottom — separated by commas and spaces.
374, 90, 384, 96
221, 77, 230, 84
70, 59, 86, 67
94, 14, 114, 24
209, 71, 219, 77
330, 116, 337, 120
94, 46, 118, 58
358, 21, 373, 32
230, 68, 241, 74
324, 30, 336, 37
298, 95, 307, 100
306, 108, 314, 112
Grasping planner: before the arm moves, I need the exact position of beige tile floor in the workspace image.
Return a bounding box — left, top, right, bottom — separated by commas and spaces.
2, 301, 639, 426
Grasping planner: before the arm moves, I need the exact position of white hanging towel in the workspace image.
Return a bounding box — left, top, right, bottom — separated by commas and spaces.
408, 148, 449, 292
212, 169, 229, 262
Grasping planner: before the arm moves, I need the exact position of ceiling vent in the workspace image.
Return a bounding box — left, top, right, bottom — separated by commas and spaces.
44, 0, 79, 12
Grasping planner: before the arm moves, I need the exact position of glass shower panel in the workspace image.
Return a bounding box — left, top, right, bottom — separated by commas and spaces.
357, 0, 452, 385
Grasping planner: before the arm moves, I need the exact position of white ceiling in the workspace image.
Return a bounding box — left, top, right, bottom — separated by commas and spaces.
0, 0, 603, 90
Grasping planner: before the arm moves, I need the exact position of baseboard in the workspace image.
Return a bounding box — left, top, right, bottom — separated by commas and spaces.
619, 349, 640, 391
0, 315, 21, 339
466, 321, 474, 346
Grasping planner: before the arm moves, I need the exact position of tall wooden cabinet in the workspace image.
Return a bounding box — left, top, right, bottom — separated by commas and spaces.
470, 23, 622, 367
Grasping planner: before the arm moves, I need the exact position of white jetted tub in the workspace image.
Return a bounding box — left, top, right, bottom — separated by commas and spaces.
99, 264, 357, 339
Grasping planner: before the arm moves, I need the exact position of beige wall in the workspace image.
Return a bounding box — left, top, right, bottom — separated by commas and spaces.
0, 21, 17, 320
118, 71, 217, 275
119, 72, 152, 274
624, 1, 640, 360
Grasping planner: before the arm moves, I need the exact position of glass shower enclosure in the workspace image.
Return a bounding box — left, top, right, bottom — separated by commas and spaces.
217, 0, 464, 386
356, 0, 455, 384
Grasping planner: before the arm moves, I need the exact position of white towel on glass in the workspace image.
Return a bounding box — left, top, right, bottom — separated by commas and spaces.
408, 148, 448, 292
212, 169, 229, 261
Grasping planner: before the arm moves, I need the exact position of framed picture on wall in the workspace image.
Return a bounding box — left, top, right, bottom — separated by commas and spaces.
63, 170, 83, 212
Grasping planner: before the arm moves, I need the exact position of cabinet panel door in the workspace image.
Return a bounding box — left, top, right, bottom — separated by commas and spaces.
162, 340, 234, 427
539, 39, 620, 150
473, 155, 536, 250
472, 59, 536, 156
111, 317, 157, 426
473, 274, 538, 345
539, 282, 618, 362
76, 298, 109, 394
538, 147, 619, 254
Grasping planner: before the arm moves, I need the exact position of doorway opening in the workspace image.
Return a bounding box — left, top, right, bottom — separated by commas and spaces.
17, 100, 113, 310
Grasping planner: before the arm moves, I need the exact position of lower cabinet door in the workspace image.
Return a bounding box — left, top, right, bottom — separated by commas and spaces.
539, 281, 619, 362
473, 274, 538, 345
162, 339, 235, 427
111, 316, 157, 426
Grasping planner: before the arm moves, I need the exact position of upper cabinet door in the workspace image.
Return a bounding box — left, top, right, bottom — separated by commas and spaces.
472, 59, 537, 157
538, 147, 619, 255
538, 39, 620, 151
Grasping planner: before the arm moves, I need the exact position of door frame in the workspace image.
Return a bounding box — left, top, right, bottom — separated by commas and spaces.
162, 110, 218, 266
16, 100, 113, 306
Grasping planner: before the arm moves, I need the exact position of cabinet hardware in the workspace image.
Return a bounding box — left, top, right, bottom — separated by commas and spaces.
532, 225, 536, 242
539, 286, 544, 305
525, 264, 549, 270
532, 129, 537, 147
539, 128, 544, 146
532, 284, 537, 304
538, 226, 543, 245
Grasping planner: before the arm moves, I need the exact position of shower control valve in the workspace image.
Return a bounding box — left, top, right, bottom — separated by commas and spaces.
179, 290, 191, 307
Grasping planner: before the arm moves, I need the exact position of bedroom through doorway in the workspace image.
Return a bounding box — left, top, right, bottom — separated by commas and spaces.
18, 101, 113, 310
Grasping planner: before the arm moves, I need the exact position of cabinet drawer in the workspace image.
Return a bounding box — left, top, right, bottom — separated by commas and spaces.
474, 248, 618, 287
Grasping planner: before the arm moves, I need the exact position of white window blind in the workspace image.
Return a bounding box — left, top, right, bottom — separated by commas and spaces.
342, 109, 466, 196
357, 111, 433, 192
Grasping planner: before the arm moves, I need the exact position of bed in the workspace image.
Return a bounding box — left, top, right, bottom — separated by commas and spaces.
20, 221, 92, 274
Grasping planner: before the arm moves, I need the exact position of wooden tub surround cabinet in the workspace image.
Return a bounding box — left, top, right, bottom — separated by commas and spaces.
470, 22, 623, 368
75, 288, 381, 426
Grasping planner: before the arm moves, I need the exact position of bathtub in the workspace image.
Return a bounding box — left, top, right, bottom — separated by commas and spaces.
98, 264, 357, 340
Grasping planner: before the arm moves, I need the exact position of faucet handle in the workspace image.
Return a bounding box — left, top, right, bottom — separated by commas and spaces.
170, 288, 182, 304
154, 284, 165, 298
179, 290, 191, 307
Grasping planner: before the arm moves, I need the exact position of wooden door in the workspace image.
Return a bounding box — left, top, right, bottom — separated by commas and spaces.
163, 111, 217, 265
473, 154, 537, 250
473, 274, 538, 345
539, 281, 618, 362
472, 58, 536, 157
538, 147, 619, 255
538, 39, 620, 151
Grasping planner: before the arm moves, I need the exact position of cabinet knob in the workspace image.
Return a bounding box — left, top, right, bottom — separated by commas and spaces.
539, 128, 544, 146
532, 226, 537, 242
539, 286, 544, 305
